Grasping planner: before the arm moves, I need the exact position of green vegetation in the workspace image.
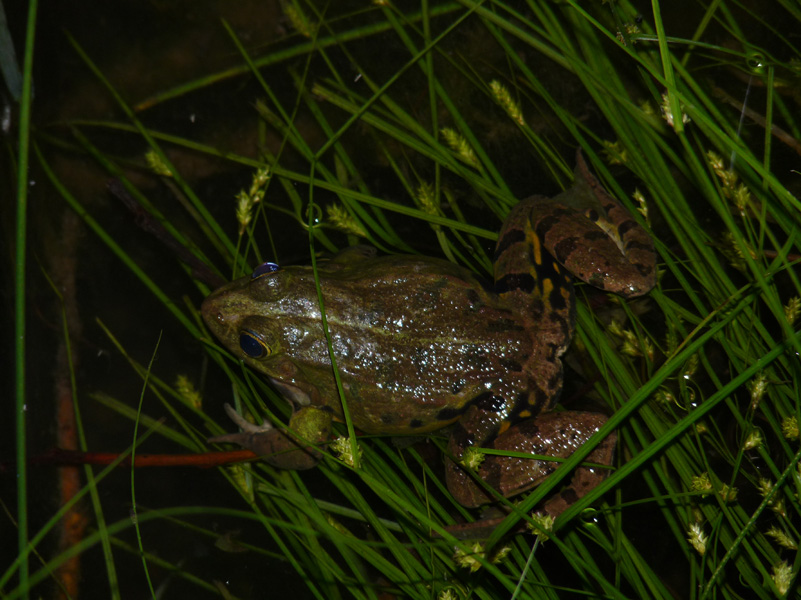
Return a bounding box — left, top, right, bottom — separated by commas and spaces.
8, 1, 801, 598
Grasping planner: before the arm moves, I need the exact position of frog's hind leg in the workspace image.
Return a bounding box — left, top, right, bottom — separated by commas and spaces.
540, 152, 656, 297
499, 411, 617, 518
446, 410, 616, 512
494, 198, 577, 417
493, 197, 577, 343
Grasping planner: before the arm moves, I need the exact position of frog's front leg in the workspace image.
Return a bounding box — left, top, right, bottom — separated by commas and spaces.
446, 410, 615, 515
209, 404, 332, 470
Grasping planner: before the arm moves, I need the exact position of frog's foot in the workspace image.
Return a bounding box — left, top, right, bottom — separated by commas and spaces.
445, 411, 616, 515
208, 403, 324, 470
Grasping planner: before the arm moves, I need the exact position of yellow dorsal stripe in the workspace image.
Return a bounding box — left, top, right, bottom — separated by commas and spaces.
527, 225, 542, 266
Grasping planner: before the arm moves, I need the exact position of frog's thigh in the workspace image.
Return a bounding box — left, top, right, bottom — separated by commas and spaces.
448, 411, 615, 510
486, 411, 615, 515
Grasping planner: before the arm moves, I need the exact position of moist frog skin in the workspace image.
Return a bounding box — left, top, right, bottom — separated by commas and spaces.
202, 153, 656, 514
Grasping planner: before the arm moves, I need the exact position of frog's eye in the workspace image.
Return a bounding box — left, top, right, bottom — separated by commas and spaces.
251, 262, 280, 280
239, 329, 270, 358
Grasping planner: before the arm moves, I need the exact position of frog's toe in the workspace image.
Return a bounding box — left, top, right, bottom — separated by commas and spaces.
208, 403, 321, 470
208, 428, 321, 470
221, 402, 274, 434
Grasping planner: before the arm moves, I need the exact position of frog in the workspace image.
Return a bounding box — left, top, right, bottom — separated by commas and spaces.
202, 152, 656, 515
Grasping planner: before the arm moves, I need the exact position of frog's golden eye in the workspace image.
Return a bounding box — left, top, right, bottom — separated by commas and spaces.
251, 262, 280, 280
239, 329, 270, 358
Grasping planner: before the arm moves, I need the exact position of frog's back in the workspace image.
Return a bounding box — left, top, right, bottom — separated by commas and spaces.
308, 255, 532, 434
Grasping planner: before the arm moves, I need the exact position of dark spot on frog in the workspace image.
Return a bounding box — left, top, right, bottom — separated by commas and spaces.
541, 340, 562, 363
535, 214, 561, 239
380, 412, 398, 425
627, 239, 653, 252
494, 228, 526, 260
499, 358, 522, 373
552, 236, 579, 261
447, 395, 507, 447
635, 262, 654, 278
409, 419, 423, 429
547, 287, 569, 312
526, 296, 546, 320
474, 393, 507, 414
617, 219, 637, 237
581, 230, 608, 243
511, 391, 546, 421
626, 240, 654, 262
558, 487, 580, 505
451, 379, 466, 394
526, 385, 552, 413
437, 392, 501, 422
486, 317, 525, 333
495, 272, 536, 295
451, 422, 474, 449
465, 289, 483, 309
413, 277, 451, 307
437, 406, 464, 422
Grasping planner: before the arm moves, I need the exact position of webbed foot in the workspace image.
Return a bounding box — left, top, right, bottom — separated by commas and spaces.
208, 403, 329, 470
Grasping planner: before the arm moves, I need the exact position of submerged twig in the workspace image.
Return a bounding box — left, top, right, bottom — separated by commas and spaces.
107, 179, 226, 288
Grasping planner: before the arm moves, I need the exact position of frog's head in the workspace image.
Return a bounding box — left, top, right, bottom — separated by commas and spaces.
201, 262, 331, 398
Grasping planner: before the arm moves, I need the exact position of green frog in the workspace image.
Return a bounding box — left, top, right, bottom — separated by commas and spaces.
202, 153, 656, 515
